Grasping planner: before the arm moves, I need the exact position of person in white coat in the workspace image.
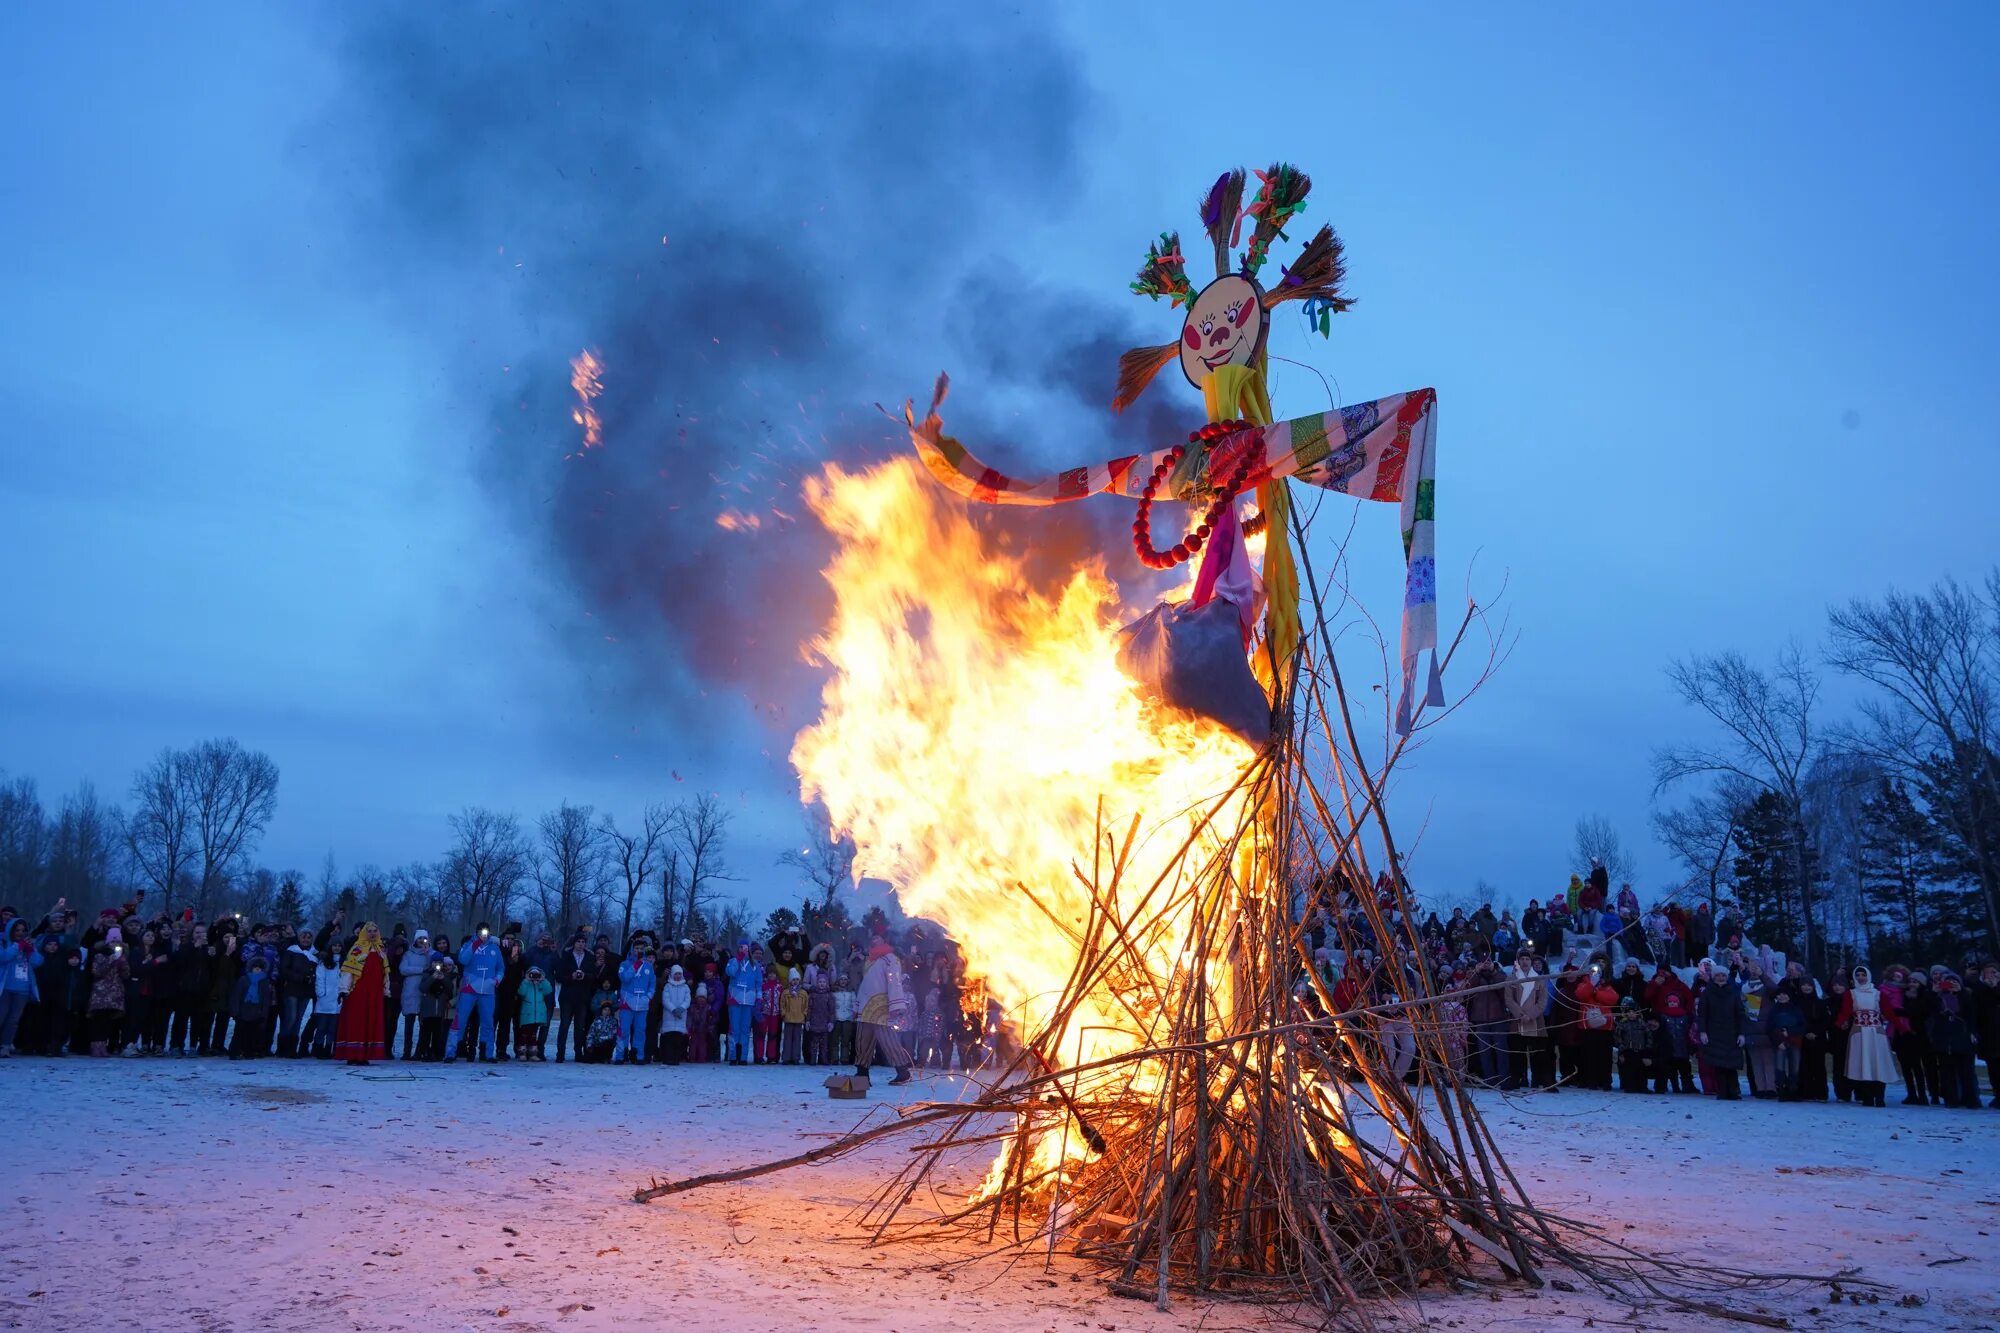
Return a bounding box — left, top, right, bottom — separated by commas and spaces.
306, 950, 344, 1058
657, 964, 691, 1065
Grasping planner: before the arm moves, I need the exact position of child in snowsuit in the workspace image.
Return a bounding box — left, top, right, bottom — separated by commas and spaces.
779, 969, 809, 1065
805, 971, 833, 1065
515, 965, 554, 1060
582, 1000, 617, 1063
755, 965, 784, 1064
229, 958, 275, 1060
831, 971, 856, 1066
1612, 997, 1653, 1092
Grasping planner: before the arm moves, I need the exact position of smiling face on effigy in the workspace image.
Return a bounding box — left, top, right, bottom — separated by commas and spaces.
1178, 273, 1265, 387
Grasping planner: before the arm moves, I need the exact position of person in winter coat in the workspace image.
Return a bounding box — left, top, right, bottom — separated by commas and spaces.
228, 957, 276, 1059
445, 925, 506, 1063
805, 970, 834, 1066
493, 935, 527, 1062
1612, 996, 1653, 1092
1574, 967, 1619, 1090
779, 968, 809, 1065
274, 930, 318, 1058
1645, 968, 1694, 1093
1892, 970, 1939, 1106
201, 928, 240, 1056
655, 964, 690, 1065
1683, 904, 1714, 964
1462, 957, 1508, 1086
1765, 985, 1806, 1100
853, 937, 914, 1085
0, 920, 43, 1057
686, 974, 713, 1063
1738, 960, 1777, 1098
724, 943, 762, 1066
1926, 973, 1980, 1108
1971, 962, 2000, 1109
1503, 953, 1552, 1090
1837, 966, 1895, 1107
831, 959, 857, 1067
397, 932, 434, 1058
416, 941, 457, 1062
307, 949, 343, 1058
167, 923, 213, 1055
554, 934, 600, 1063
87, 941, 130, 1057
614, 945, 656, 1064
755, 964, 784, 1064
582, 998, 618, 1063
1694, 969, 1749, 1100
514, 964, 554, 1060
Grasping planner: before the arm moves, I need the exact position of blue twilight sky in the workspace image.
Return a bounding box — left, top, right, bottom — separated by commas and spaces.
1, 4, 1995, 910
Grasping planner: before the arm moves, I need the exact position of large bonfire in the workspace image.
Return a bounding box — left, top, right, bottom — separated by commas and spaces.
637, 164, 1847, 1328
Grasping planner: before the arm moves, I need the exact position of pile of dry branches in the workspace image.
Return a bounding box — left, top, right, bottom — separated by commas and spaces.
637, 514, 1870, 1331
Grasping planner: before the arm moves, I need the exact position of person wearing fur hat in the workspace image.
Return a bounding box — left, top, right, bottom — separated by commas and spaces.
1836, 966, 1895, 1107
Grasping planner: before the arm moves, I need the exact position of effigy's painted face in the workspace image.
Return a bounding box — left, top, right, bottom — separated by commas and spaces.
1179, 274, 1265, 387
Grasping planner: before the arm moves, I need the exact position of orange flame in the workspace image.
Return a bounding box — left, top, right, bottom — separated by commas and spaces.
791, 458, 1253, 1193
569, 348, 604, 449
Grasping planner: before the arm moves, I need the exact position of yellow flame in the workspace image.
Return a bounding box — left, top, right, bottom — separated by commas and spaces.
569, 348, 604, 449
791, 458, 1253, 1194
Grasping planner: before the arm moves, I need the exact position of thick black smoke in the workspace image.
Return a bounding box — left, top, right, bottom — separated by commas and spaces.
319, 3, 1187, 735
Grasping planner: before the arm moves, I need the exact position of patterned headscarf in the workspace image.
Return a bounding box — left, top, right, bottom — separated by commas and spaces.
341, 922, 385, 979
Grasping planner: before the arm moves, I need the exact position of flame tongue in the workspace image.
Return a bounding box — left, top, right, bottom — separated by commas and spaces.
792, 458, 1253, 1187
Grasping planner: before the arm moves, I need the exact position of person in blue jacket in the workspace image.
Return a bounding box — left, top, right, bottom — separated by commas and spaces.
615, 940, 657, 1064
725, 940, 763, 1065
445, 923, 506, 1063
0, 919, 44, 1056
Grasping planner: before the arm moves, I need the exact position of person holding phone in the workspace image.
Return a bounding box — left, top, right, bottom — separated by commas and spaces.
444, 923, 505, 1063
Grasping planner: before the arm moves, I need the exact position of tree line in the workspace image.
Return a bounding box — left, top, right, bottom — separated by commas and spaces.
1650, 571, 2000, 972
0, 740, 863, 947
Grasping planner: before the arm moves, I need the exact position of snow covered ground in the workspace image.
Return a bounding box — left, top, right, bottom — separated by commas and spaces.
1, 1058, 1994, 1332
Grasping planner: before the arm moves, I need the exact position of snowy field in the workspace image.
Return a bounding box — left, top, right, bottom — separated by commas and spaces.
2, 1060, 1995, 1332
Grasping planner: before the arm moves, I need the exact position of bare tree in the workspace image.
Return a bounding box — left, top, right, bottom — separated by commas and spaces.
440, 808, 530, 935
1826, 574, 2000, 954
778, 800, 855, 939
0, 774, 49, 905
178, 739, 280, 917
1650, 778, 1752, 910
601, 802, 671, 947
126, 748, 195, 911
1655, 644, 1824, 966
45, 783, 126, 907
531, 803, 606, 939
1569, 813, 1635, 885
667, 793, 735, 940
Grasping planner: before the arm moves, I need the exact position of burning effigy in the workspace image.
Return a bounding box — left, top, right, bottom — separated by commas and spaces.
637, 164, 1835, 1329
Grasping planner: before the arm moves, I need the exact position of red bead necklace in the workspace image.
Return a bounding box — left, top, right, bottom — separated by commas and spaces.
1132, 419, 1259, 570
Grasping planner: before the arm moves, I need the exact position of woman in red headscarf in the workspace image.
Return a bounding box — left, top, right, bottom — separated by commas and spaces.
334, 923, 389, 1065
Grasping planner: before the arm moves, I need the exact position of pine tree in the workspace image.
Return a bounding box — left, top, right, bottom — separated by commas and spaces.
1858, 778, 1942, 956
